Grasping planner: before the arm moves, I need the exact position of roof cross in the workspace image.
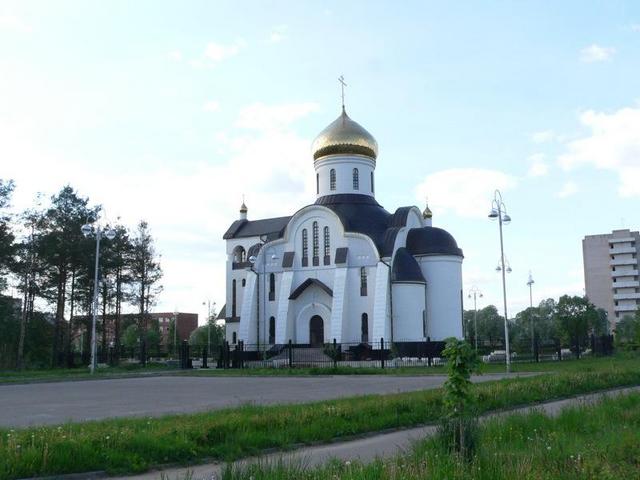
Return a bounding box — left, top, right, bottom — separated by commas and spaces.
338, 75, 347, 111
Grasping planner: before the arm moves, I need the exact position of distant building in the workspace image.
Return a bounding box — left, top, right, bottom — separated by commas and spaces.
156, 312, 198, 344
72, 312, 198, 346
583, 229, 640, 328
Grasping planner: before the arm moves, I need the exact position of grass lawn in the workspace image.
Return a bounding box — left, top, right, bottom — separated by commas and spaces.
2, 353, 637, 384
1, 357, 639, 479
225, 391, 640, 480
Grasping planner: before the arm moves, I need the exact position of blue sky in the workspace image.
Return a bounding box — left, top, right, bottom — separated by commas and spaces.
1, 1, 639, 323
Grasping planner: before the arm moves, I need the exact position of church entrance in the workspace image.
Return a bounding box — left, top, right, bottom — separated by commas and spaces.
309, 315, 324, 345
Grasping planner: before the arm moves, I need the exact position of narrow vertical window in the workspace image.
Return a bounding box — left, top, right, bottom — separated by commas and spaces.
323, 226, 330, 265
312, 221, 319, 266
302, 229, 308, 267
269, 316, 275, 344
360, 267, 367, 296
353, 168, 359, 190
330, 169, 336, 191
316, 173, 319, 194
269, 273, 275, 301
232, 279, 237, 317
232, 331, 237, 344
361, 313, 369, 343
370, 172, 374, 193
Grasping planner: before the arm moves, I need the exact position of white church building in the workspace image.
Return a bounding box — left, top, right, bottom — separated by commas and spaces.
222, 106, 464, 349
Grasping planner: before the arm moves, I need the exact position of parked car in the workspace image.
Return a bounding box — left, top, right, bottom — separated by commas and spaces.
482, 350, 517, 363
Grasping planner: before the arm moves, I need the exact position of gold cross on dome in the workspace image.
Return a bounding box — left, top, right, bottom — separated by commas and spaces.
338, 75, 347, 110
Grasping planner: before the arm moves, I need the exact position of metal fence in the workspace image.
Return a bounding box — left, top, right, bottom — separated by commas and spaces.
55, 334, 615, 370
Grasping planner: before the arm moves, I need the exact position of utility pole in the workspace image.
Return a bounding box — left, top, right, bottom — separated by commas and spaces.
468, 286, 483, 353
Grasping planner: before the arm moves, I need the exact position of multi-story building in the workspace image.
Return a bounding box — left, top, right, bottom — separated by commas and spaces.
583, 229, 640, 329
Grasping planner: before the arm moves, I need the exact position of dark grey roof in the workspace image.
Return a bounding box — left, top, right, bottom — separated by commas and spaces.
247, 243, 262, 258
223, 216, 291, 240
216, 305, 226, 320
390, 207, 413, 228
406, 227, 463, 257
315, 194, 395, 254
391, 247, 426, 283
289, 278, 333, 300
282, 251, 295, 268
335, 247, 348, 264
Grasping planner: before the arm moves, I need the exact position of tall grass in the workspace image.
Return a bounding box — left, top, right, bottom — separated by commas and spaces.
1, 362, 639, 479
223, 392, 640, 479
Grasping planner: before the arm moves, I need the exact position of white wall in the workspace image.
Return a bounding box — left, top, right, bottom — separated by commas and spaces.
392, 283, 427, 341
417, 255, 463, 340
314, 155, 375, 198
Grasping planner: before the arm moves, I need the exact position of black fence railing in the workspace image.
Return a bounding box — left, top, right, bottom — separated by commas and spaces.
50, 334, 615, 370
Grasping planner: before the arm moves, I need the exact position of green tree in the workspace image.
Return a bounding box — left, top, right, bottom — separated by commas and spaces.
438, 338, 480, 459
475, 305, 505, 348
554, 295, 599, 351
614, 313, 640, 345
128, 221, 163, 336
0, 179, 15, 292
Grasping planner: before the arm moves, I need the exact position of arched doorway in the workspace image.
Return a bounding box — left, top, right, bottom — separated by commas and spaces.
309, 315, 324, 345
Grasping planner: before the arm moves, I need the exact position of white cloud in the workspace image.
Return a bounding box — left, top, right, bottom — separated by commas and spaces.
235, 102, 319, 131
531, 130, 555, 143
204, 40, 243, 62
415, 168, 518, 218
269, 25, 288, 43
203, 100, 220, 112
630, 24, 640, 32
580, 44, 616, 63
0, 14, 32, 33
557, 180, 579, 198
558, 105, 640, 197
0, 100, 320, 317
527, 153, 549, 177
167, 49, 182, 62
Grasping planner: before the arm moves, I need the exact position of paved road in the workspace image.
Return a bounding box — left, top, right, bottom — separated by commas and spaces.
0, 373, 521, 428
111, 385, 640, 480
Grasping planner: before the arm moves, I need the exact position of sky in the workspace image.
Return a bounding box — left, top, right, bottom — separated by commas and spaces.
1, 0, 639, 324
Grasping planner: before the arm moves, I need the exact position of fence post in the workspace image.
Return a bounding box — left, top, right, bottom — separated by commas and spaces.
202, 346, 208, 369
427, 336, 432, 367
556, 340, 562, 362
332, 338, 337, 369
380, 337, 385, 369
240, 341, 245, 369
288, 339, 293, 368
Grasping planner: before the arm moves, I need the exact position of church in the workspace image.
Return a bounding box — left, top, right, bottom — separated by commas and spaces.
222, 103, 464, 349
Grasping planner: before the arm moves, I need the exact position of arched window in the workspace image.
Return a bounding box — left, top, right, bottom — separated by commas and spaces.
353, 168, 359, 190
323, 226, 330, 265
242, 278, 246, 287
361, 313, 369, 343
233, 246, 246, 264
370, 172, 374, 193
269, 316, 276, 344
232, 279, 237, 317
232, 331, 237, 344
302, 229, 308, 266
330, 169, 336, 191
312, 221, 319, 265
316, 173, 319, 194
360, 267, 367, 296
269, 273, 275, 301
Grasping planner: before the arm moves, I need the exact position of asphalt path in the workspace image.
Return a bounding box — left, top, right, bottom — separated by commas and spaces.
0, 373, 522, 428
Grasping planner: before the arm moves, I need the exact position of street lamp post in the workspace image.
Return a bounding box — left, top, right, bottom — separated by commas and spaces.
202, 300, 216, 354
81, 219, 116, 374
488, 190, 512, 373
467, 286, 483, 353
527, 271, 535, 355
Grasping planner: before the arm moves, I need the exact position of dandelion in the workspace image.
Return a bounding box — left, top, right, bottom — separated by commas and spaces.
345, 460, 351, 466
105, 435, 110, 440
547, 446, 551, 451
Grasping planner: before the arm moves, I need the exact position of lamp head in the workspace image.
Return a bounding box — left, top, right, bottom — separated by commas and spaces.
488, 208, 499, 219
502, 214, 512, 225
104, 228, 116, 241
249, 255, 257, 264
496, 265, 502, 272
506, 266, 513, 274
81, 224, 93, 237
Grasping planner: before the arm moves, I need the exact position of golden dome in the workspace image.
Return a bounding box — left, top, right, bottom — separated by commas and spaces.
312, 108, 378, 161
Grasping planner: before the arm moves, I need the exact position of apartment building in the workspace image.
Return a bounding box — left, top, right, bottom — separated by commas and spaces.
583, 229, 640, 329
